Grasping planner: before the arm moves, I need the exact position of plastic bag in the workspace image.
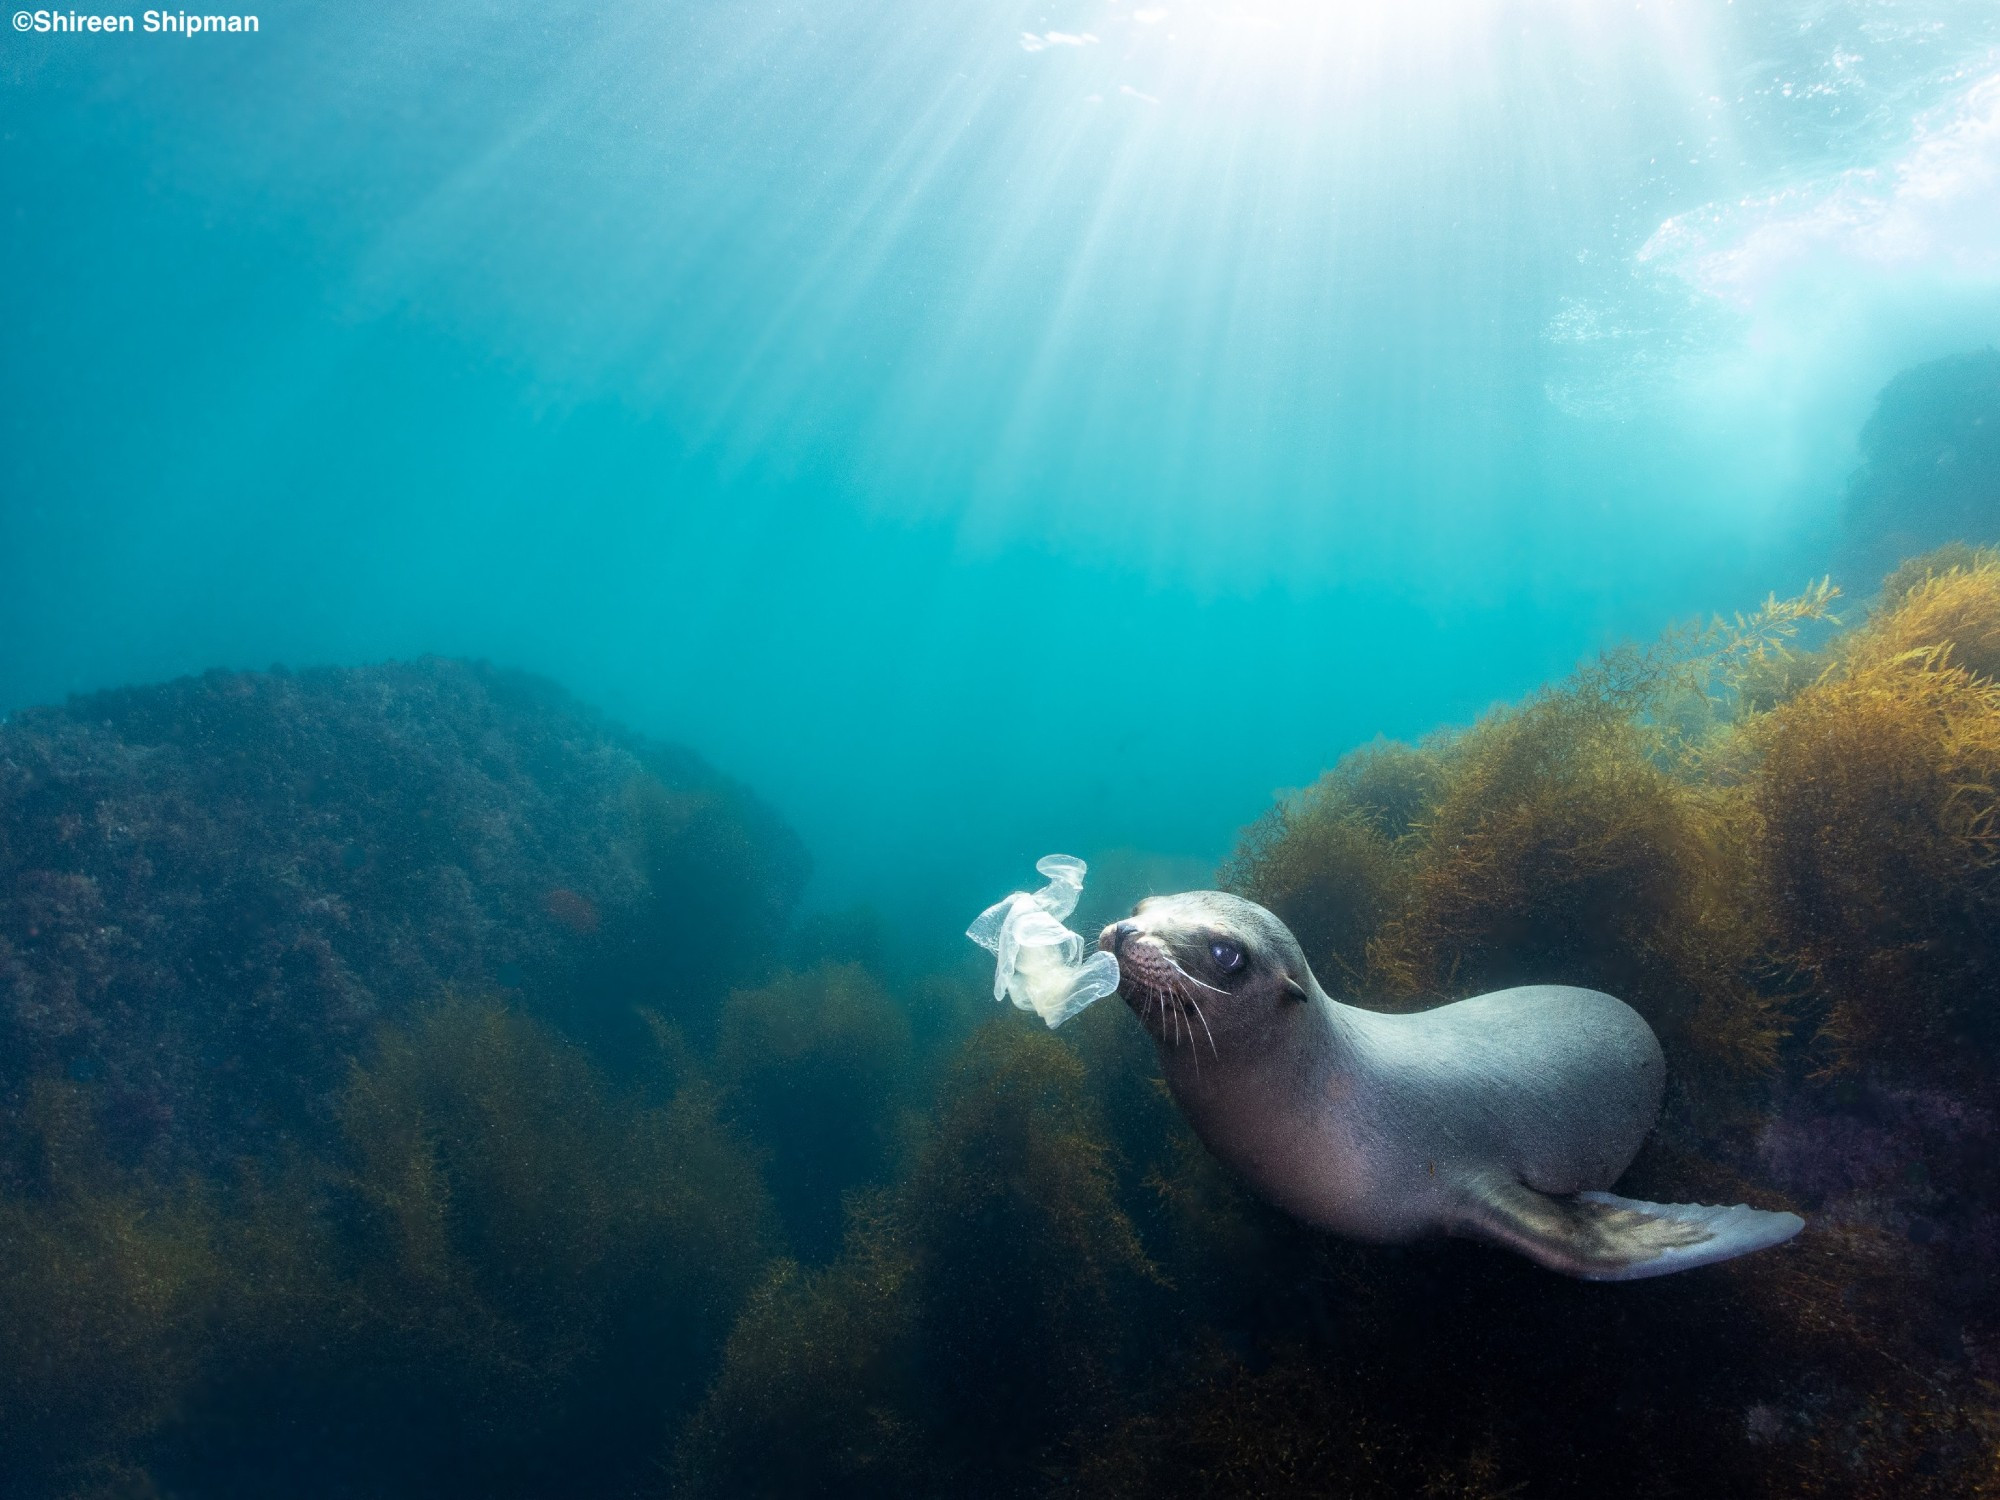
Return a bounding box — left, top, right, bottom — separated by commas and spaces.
966, 854, 1121, 1028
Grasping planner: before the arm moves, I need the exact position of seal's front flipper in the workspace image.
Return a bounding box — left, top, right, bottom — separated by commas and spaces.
1459, 1178, 1804, 1281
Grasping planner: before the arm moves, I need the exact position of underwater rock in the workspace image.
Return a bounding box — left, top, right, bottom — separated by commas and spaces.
0, 658, 808, 1172
1841, 349, 2000, 579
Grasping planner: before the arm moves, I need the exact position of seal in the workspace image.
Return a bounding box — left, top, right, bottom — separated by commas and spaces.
1101, 891, 1803, 1280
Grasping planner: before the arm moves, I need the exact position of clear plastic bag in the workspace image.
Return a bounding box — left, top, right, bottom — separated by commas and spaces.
966, 854, 1121, 1028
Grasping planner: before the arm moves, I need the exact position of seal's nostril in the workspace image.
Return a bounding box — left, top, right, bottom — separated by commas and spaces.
1098, 921, 1142, 955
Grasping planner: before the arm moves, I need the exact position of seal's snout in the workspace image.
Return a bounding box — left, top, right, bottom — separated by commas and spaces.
1099, 921, 1137, 955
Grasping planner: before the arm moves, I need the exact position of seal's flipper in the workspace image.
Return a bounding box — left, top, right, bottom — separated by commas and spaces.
1460, 1178, 1804, 1281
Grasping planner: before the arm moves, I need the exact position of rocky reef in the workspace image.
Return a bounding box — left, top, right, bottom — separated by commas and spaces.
0, 659, 815, 1496
1841, 348, 2000, 581
0, 659, 808, 1177
5, 549, 2000, 1499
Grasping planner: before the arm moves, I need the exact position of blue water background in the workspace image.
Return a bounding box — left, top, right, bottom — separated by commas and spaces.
5, 0, 2000, 941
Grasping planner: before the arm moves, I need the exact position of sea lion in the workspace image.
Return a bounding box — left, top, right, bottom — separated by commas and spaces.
1100, 891, 1803, 1280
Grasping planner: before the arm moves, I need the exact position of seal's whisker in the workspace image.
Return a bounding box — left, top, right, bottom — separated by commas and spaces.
1163, 954, 1226, 996
1188, 995, 1219, 1059
1171, 974, 1202, 1077
1169, 972, 1209, 1065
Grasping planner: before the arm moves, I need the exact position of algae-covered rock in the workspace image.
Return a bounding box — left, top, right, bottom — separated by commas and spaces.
1842, 350, 2000, 576
0, 659, 809, 1170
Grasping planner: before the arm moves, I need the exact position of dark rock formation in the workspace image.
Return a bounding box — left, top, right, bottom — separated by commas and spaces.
1842, 348, 2000, 577
0, 658, 809, 1174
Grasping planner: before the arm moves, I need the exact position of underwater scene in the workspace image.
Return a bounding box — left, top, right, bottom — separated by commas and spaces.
6, 0, 2000, 1495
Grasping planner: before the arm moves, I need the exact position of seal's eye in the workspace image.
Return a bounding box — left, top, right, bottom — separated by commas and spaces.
1209, 939, 1245, 974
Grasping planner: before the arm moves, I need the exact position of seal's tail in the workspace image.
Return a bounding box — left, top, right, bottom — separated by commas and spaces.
1464, 1178, 1805, 1280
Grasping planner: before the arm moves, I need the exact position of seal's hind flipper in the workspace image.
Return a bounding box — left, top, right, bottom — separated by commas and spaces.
1460, 1178, 1804, 1281
1568, 1192, 1807, 1280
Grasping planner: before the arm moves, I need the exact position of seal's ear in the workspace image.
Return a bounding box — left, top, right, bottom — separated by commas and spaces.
1282, 975, 1309, 1003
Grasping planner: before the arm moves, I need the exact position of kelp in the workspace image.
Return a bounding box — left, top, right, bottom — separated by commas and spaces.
343, 1002, 756, 1321
674, 1200, 918, 1499
323, 1000, 775, 1481
1415, 699, 1782, 1077
1220, 746, 1412, 997
714, 962, 913, 1260
0, 999, 779, 1499
1752, 563, 2000, 1077
901, 1024, 1159, 1461
7, 548, 2000, 1500
1224, 656, 1793, 1077
1212, 545, 1977, 1083
0, 1084, 219, 1492
1853, 547, 2000, 682
679, 1021, 1161, 1497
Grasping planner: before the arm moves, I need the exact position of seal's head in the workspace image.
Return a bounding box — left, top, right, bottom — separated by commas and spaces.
1098, 891, 1316, 1053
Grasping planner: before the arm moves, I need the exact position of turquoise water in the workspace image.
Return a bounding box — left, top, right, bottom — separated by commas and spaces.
5, 9, 2000, 1496
8, 0, 1999, 939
